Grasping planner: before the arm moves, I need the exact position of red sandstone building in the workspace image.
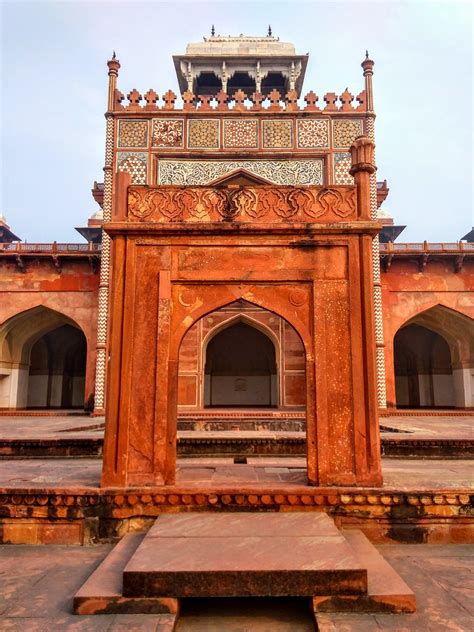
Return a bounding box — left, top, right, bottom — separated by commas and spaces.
0, 33, 473, 414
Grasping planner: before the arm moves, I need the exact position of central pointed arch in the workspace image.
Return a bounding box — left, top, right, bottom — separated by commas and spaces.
203, 314, 279, 407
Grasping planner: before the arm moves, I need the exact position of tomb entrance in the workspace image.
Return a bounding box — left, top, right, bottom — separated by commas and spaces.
101, 136, 383, 489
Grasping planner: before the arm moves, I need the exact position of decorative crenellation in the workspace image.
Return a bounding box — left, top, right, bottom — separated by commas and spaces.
112, 88, 367, 113
157, 159, 324, 186
127, 185, 357, 223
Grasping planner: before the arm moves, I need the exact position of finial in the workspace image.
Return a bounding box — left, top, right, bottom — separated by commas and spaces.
365, 50, 369, 59
211, 24, 215, 36
268, 25, 272, 37
112, 50, 116, 60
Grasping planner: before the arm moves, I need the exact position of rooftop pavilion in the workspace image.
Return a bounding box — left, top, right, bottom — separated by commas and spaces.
173, 28, 308, 97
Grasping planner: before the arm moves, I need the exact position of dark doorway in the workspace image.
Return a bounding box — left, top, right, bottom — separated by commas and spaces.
27, 324, 87, 408
394, 324, 454, 408
204, 321, 277, 407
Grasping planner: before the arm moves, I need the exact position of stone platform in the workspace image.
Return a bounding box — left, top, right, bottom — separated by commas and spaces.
0, 412, 472, 458
73, 512, 415, 617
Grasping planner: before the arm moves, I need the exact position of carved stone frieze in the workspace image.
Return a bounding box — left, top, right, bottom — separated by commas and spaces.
157, 159, 324, 186
127, 185, 357, 223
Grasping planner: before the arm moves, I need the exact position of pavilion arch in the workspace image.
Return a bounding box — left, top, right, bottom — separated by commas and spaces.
0, 306, 87, 409
393, 304, 474, 409
172, 289, 312, 366
177, 300, 307, 410
205, 312, 282, 408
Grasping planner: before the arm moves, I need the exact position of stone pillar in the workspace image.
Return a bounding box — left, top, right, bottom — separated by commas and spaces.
453, 363, 474, 408
93, 56, 119, 415
362, 53, 387, 408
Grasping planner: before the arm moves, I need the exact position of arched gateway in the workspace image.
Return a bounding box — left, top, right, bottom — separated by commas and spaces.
101, 136, 383, 488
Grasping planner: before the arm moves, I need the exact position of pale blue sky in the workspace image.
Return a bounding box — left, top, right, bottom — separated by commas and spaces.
1, 0, 472, 242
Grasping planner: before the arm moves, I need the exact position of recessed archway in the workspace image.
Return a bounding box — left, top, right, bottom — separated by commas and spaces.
204, 319, 277, 407
177, 300, 306, 411
393, 305, 474, 409
394, 324, 454, 408
0, 306, 87, 409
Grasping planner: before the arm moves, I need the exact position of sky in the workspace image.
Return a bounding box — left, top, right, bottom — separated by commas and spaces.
1, 0, 472, 242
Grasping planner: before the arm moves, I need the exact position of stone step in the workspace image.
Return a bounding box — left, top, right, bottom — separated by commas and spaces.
122, 513, 368, 598
73, 531, 179, 616
312, 530, 416, 613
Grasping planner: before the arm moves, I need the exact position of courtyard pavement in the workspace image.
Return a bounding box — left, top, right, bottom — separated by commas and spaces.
0, 413, 472, 490
0, 456, 472, 490
0, 412, 472, 441
0, 543, 472, 631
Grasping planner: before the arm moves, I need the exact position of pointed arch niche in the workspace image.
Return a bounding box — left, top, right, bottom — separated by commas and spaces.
0, 306, 87, 409
177, 300, 306, 410
393, 305, 474, 409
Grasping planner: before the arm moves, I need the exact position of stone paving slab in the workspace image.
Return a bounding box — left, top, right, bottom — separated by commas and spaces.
145, 512, 339, 538
123, 535, 366, 598
122, 513, 366, 599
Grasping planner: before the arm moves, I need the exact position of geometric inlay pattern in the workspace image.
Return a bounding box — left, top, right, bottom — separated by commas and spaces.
223, 119, 258, 148
157, 159, 324, 186
188, 119, 220, 148
262, 120, 293, 148
297, 119, 329, 148
117, 120, 148, 148
117, 152, 147, 185
333, 119, 363, 148
152, 119, 184, 148
333, 153, 354, 185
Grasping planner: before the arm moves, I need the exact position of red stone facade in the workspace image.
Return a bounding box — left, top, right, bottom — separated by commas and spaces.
0, 42, 472, 421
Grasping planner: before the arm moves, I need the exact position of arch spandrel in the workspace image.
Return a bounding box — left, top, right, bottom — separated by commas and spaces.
171, 284, 313, 362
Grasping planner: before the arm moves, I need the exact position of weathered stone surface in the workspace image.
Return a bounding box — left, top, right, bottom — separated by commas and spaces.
123, 512, 367, 598
313, 530, 416, 613
74, 532, 179, 615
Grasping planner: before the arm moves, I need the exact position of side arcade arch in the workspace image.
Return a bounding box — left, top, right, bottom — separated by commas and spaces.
392, 305, 474, 409
0, 306, 88, 409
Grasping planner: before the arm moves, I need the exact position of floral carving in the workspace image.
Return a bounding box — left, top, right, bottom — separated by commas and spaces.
230, 189, 258, 218
258, 189, 296, 219
288, 189, 325, 219
128, 189, 154, 220
204, 190, 229, 219
127, 185, 357, 223
151, 190, 182, 220
152, 119, 183, 147
157, 159, 323, 186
